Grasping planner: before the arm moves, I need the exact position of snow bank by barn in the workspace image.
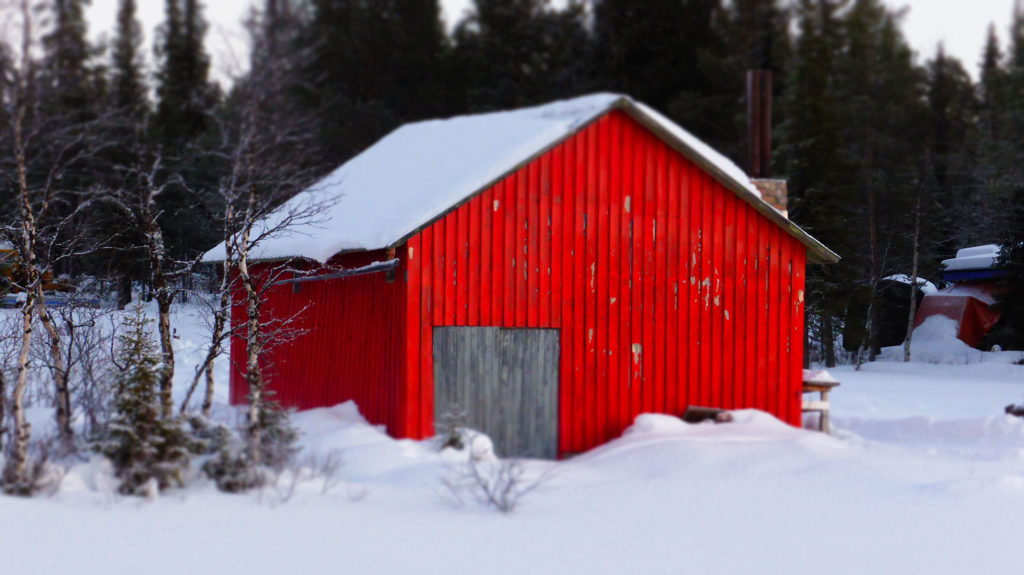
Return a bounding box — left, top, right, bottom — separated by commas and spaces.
202, 93, 770, 264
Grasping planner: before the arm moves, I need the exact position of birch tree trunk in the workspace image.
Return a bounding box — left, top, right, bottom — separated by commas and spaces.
238, 218, 265, 465
35, 296, 71, 443
5, 61, 37, 488
0, 366, 6, 452
178, 282, 229, 418
180, 204, 234, 418
156, 289, 175, 420
5, 294, 36, 491
904, 192, 922, 362
145, 211, 175, 420
202, 265, 231, 417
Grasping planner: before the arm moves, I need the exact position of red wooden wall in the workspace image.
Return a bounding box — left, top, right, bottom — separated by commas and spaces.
229, 250, 406, 432
401, 110, 807, 455
233, 109, 808, 456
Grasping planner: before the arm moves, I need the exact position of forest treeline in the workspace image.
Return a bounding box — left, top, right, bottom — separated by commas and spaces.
2, 0, 1024, 361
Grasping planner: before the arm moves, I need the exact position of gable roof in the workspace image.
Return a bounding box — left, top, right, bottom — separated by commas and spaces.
203, 93, 839, 265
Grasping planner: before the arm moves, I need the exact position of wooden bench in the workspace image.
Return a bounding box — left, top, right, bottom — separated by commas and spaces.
803, 379, 840, 434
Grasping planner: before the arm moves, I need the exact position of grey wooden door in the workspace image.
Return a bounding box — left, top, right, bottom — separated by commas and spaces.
433, 327, 560, 459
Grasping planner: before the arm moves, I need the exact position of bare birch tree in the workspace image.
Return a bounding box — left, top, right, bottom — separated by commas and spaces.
0, 0, 116, 465
210, 0, 326, 466
179, 200, 234, 418
100, 146, 206, 421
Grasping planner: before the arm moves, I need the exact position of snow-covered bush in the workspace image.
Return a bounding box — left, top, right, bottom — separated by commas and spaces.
1, 437, 64, 496
92, 307, 192, 496
202, 401, 299, 493
201, 440, 266, 493
442, 433, 548, 513
435, 402, 468, 451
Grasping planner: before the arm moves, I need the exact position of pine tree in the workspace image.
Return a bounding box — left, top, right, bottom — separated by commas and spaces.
593, 0, 735, 151
777, 0, 853, 365
152, 0, 220, 263
41, 0, 95, 119
834, 0, 927, 359
101, 0, 150, 306
969, 16, 1023, 247
94, 307, 192, 496
980, 25, 1007, 142
111, 0, 148, 121
451, 0, 590, 112
154, 0, 213, 147
301, 0, 450, 168
715, 0, 794, 163
993, 191, 1024, 349
924, 47, 979, 257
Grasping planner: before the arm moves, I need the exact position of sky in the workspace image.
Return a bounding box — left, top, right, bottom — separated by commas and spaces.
83, 0, 1021, 84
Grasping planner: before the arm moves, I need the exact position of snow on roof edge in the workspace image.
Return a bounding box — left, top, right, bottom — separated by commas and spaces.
203, 93, 840, 265
942, 244, 1001, 272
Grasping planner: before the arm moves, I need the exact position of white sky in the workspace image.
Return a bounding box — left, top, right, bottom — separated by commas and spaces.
82, 0, 1020, 84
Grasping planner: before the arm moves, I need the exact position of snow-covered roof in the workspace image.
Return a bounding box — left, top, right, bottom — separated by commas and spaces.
883, 274, 938, 294
942, 244, 1000, 272
0, 241, 13, 251
203, 93, 839, 265
930, 283, 1000, 306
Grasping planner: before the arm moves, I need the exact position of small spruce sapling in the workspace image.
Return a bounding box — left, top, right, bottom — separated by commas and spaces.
202, 399, 298, 493
93, 306, 192, 495
436, 401, 468, 451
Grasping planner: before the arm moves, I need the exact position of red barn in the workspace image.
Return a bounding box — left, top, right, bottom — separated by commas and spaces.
208, 94, 838, 459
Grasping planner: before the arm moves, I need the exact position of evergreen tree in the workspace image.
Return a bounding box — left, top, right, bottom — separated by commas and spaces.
924, 47, 979, 257
993, 191, 1024, 348
777, 0, 853, 365
301, 0, 449, 168
592, 0, 737, 152
38, 0, 106, 279
979, 25, 1007, 142
94, 307, 192, 496
154, 0, 214, 146
451, 0, 590, 112
714, 0, 793, 163
41, 0, 96, 119
152, 0, 220, 261
102, 0, 150, 304
111, 0, 148, 121
969, 16, 1023, 247
834, 0, 927, 357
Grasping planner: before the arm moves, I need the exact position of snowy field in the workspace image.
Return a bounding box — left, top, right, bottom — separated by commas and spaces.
1, 307, 1024, 574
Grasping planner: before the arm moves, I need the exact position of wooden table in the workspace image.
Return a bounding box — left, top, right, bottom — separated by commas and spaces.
803, 380, 840, 434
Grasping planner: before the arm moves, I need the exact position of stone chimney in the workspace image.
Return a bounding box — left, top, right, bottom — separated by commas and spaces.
751, 179, 788, 218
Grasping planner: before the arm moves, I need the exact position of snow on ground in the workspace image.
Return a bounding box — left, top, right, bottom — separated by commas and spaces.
2, 303, 1024, 574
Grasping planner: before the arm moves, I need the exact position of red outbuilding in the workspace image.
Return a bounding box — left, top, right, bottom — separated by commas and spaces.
207, 93, 839, 459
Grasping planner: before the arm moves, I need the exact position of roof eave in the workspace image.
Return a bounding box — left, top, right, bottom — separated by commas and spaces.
339, 94, 837, 265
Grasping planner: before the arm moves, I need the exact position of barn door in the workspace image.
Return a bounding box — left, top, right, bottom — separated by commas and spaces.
433, 327, 560, 459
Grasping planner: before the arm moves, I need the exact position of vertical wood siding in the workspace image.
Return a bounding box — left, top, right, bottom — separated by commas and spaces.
235, 110, 808, 454
403, 110, 807, 455
229, 250, 406, 433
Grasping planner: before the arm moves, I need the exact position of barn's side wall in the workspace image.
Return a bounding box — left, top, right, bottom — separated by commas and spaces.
403, 110, 806, 454
229, 251, 406, 432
